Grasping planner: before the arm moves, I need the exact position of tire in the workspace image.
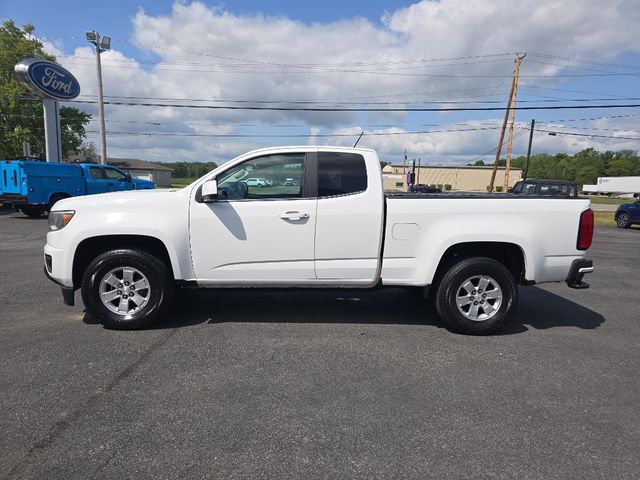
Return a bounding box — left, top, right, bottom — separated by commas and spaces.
616, 212, 631, 229
20, 205, 46, 217
81, 249, 174, 330
434, 257, 518, 335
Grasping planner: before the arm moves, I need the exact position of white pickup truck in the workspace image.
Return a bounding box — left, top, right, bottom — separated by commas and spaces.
44, 146, 594, 334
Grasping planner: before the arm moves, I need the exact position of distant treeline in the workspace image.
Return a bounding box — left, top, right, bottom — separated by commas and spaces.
150, 161, 218, 179
471, 148, 640, 185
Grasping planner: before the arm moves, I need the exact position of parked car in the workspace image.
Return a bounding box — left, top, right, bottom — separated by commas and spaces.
0, 161, 155, 217
510, 179, 578, 197
44, 146, 594, 335
410, 184, 442, 193
615, 199, 640, 228
243, 177, 270, 188
283, 178, 298, 186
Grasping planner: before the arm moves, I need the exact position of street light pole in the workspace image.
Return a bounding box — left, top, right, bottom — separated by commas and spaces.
86, 31, 110, 165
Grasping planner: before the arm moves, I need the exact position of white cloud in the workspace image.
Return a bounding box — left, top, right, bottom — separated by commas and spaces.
52, 0, 640, 164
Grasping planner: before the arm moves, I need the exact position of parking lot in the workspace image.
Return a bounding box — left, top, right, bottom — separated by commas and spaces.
0, 211, 638, 479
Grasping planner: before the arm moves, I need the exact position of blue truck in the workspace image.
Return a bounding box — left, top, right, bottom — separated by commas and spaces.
0, 161, 155, 217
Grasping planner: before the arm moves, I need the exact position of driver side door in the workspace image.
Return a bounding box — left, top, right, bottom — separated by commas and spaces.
103, 167, 134, 192
189, 152, 317, 283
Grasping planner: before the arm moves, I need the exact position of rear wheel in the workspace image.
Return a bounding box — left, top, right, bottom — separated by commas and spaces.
20, 205, 46, 217
434, 257, 518, 335
616, 212, 631, 228
81, 249, 174, 330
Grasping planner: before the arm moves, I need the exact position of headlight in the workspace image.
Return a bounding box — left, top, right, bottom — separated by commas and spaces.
48, 210, 75, 231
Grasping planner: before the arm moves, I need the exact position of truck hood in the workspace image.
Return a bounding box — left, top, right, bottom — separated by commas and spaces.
52, 188, 184, 212
131, 177, 156, 189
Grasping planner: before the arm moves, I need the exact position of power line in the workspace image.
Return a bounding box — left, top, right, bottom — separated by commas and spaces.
53, 59, 640, 77
537, 113, 640, 123
452, 130, 529, 166
531, 128, 640, 141
124, 44, 519, 68
520, 84, 632, 99
80, 126, 503, 138
59, 55, 515, 71
535, 123, 640, 134
528, 52, 640, 71
68, 93, 640, 105
525, 59, 626, 74
65, 99, 640, 112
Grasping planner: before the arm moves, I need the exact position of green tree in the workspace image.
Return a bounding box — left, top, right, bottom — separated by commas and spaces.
0, 20, 90, 159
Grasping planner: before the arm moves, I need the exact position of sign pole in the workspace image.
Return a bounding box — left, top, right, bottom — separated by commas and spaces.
43, 98, 62, 163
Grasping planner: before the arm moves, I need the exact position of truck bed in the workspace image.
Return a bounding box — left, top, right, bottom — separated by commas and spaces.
381, 193, 591, 286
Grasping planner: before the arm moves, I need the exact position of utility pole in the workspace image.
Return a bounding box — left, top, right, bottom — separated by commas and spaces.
86, 31, 111, 165
411, 159, 416, 187
503, 54, 525, 192
489, 53, 526, 192
523, 119, 535, 180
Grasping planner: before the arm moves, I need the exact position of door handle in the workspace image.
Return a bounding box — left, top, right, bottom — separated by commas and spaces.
279, 211, 309, 221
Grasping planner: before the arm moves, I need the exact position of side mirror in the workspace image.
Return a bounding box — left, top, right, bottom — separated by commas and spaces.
126, 173, 132, 182
201, 179, 218, 202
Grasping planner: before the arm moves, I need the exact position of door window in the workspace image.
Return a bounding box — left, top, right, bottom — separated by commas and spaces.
104, 168, 128, 181
216, 154, 305, 200
318, 152, 367, 197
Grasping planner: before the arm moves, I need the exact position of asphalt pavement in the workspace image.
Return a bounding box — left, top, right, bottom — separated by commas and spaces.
0, 212, 638, 479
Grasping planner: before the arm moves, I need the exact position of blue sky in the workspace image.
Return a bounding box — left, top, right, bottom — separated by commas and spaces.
3, 0, 640, 164
3, 0, 411, 58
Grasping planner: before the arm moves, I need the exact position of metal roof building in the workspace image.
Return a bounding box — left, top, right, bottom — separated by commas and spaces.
382, 165, 523, 192
108, 158, 174, 188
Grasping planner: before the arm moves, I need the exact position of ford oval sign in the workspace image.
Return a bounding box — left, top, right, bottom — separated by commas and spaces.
14, 58, 80, 100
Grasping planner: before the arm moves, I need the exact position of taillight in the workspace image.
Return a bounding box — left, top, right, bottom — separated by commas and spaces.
577, 209, 594, 250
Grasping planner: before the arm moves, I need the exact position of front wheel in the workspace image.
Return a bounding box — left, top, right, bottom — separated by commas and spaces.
616, 212, 631, 228
81, 249, 174, 330
434, 257, 518, 335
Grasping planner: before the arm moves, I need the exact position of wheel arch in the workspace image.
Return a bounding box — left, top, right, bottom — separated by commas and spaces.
72, 235, 175, 288
431, 241, 527, 288
48, 191, 71, 208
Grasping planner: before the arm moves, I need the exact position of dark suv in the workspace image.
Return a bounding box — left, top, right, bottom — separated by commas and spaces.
410, 184, 442, 193
615, 200, 640, 228
510, 179, 577, 197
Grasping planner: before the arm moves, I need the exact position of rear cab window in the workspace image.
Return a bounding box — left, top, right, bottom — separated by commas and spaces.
318, 152, 367, 197
88, 167, 104, 180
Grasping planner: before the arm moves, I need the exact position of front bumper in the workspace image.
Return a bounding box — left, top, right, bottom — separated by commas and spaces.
566, 258, 594, 289
44, 242, 75, 306
44, 266, 75, 306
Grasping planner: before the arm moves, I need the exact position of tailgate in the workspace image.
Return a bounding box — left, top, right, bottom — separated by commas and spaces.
0, 161, 25, 195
